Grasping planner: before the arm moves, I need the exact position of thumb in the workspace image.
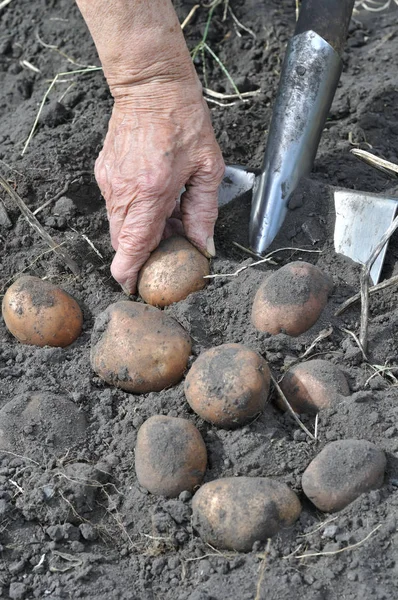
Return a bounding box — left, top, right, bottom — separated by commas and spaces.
180, 157, 225, 257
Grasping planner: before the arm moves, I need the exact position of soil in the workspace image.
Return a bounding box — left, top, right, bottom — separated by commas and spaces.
1, 1, 398, 599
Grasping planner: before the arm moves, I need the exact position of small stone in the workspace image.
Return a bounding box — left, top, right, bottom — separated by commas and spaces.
9, 582, 27, 600
53, 196, 76, 218
178, 490, 192, 503
63, 523, 80, 541
46, 525, 64, 541
302, 439, 386, 512
9, 559, 26, 574
322, 524, 338, 539
79, 523, 98, 541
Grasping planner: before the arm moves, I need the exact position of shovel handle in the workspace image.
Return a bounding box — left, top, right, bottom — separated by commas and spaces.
295, 0, 355, 55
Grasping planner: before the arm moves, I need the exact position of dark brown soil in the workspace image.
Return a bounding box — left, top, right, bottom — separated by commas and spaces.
1, 1, 398, 599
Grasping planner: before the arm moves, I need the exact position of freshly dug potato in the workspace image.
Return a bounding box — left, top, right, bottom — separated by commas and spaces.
2, 275, 83, 347
192, 477, 301, 551
90, 301, 191, 393
135, 415, 207, 497
0, 392, 87, 460
138, 235, 209, 307
302, 439, 386, 512
251, 262, 333, 336
279, 359, 350, 414
184, 343, 270, 428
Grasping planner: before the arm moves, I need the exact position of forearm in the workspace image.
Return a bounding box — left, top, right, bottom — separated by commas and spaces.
75, 0, 197, 95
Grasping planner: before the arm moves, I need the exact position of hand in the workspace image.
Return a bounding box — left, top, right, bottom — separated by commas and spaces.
95, 79, 224, 293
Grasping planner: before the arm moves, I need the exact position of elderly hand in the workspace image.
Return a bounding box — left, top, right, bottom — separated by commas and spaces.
76, 0, 224, 293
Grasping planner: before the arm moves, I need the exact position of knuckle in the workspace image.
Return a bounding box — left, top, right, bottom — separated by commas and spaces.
135, 168, 172, 199
200, 154, 226, 186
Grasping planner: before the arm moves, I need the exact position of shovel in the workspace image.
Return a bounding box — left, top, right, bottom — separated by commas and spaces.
217, 0, 398, 284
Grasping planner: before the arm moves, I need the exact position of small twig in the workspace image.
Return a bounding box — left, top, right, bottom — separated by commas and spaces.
254, 540, 271, 600
282, 327, 333, 372
32, 554, 46, 570
340, 327, 368, 362
314, 413, 319, 441
295, 0, 300, 21
296, 524, 382, 559
0, 176, 80, 276
298, 516, 339, 539
0, 0, 13, 8
203, 43, 243, 99
228, 6, 257, 39
69, 227, 104, 260
205, 97, 241, 108
232, 241, 260, 258
351, 148, 398, 178
33, 181, 70, 215
203, 87, 261, 100
205, 247, 322, 279
359, 213, 398, 351
9, 479, 24, 494
271, 373, 315, 440
181, 4, 200, 29
20, 60, 41, 74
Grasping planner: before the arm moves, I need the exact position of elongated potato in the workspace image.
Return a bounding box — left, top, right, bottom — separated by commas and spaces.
279, 359, 350, 414
192, 477, 301, 551
252, 262, 333, 336
2, 275, 83, 347
138, 235, 209, 307
90, 301, 191, 393
184, 343, 270, 428
135, 415, 207, 497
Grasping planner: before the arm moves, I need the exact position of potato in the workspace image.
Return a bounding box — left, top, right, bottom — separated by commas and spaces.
138, 235, 209, 307
2, 275, 83, 347
302, 439, 386, 512
0, 392, 87, 460
90, 301, 191, 393
184, 343, 270, 428
279, 359, 350, 414
251, 261, 333, 336
135, 415, 207, 497
192, 477, 301, 551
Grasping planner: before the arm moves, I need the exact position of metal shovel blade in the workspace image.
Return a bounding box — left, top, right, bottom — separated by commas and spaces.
334, 189, 398, 284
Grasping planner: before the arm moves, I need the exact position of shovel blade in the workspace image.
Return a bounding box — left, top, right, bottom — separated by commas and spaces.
334, 190, 398, 285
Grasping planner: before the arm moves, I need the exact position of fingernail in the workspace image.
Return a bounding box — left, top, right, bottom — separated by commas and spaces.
206, 236, 216, 258
121, 284, 132, 297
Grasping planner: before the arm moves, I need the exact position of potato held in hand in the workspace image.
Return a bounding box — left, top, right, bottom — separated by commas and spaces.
252, 261, 333, 336
279, 359, 350, 414
192, 477, 301, 551
138, 235, 209, 307
135, 415, 207, 497
90, 301, 191, 393
184, 343, 270, 428
2, 275, 83, 347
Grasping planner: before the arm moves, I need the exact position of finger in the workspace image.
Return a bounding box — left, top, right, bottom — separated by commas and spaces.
180, 156, 225, 257
110, 200, 172, 294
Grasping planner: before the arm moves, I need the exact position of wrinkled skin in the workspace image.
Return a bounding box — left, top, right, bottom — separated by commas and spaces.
76, 0, 225, 293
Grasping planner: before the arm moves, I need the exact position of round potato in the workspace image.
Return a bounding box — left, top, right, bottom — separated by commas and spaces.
138, 235, 209, 307
2, 275, 83, 347
192, 477, 301, 551
135, 415, 207, 497
184, 343, 270, 428
279, 359, 350, 414
302, 439, 386, 512
90, 301, 191, 393
0, 392, 87, 460
251, 261, 333, 336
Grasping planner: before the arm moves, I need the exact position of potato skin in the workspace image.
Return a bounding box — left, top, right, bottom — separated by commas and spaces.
2, 275, 83, 347
192, 477, 301, 551
251, 262, 333, 336
184, 343, 270, 428
138, 235, 209, 307
90, 301, 191, 393
135, 415, 207, 497
302, 439, 386, 512
279, 359, 350, 414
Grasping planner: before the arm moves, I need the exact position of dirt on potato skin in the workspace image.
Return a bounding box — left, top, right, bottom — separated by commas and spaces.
1, 1, 398, 599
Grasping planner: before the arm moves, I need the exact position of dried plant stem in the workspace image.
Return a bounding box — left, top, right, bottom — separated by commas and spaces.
0, 176, 80, 276
181, 4, 200, 29
270, 373, 315, 440
296, 524, 382, 559
335, 274, 398, 315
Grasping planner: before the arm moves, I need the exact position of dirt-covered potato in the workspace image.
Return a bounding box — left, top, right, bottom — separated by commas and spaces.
90, 301, 191, 393
137, 235, 209, 307
135, 415, 207, 497
302, 439, 386, 512
2, 275, 83, 347
279, 359, 350, 414
192, 477, 301, 551
251, 262, 333, 336
184, 343, 270, 428
0, 392, 87, 460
